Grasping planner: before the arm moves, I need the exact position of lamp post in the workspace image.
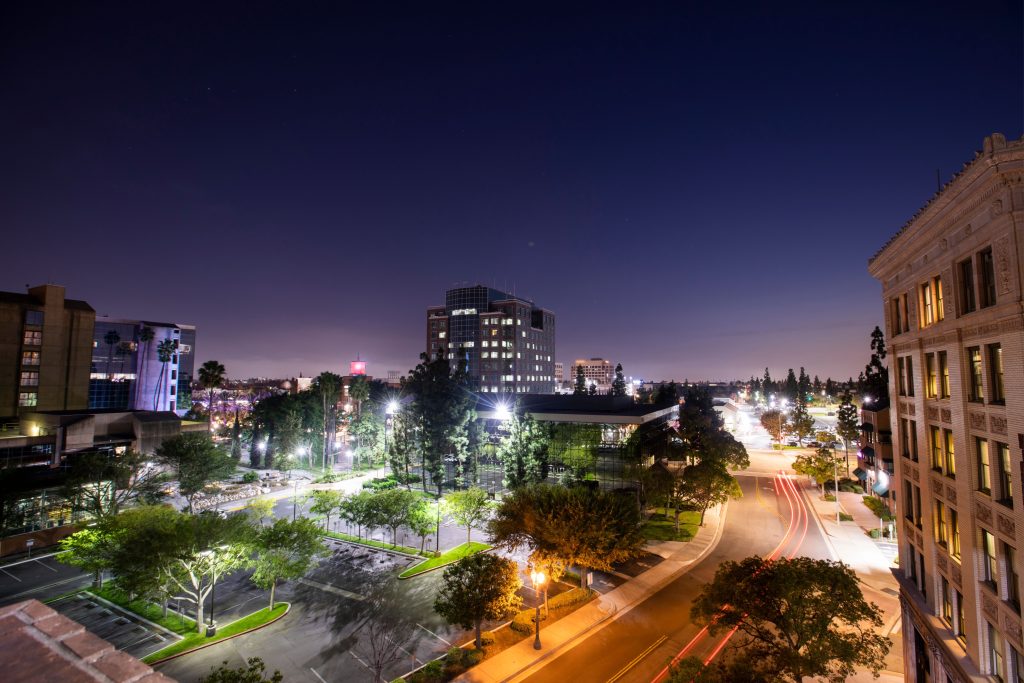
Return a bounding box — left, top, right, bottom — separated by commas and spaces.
530, 570, 546, 650
385, 400, 398, 471
833, 451, 841, 525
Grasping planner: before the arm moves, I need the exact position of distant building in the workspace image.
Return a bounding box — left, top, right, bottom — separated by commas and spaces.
0, 284, 95, 417
426, 285, 555, 394
90, 318, 196, 415
571, 358, 614, 392
868, 133, 1024, 682
554, 362, 565, 383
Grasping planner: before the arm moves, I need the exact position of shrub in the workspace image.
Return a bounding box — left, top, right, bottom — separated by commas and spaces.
862, 495, 894, 520
479, 631, 495, 646
839, 512, 854, 522
446, 647, 464, 665
314, 471, 339, 484
511, 607, 540, 634
362, 475, 399, 491
464, 649, 482, 666
241, 471, 260, 483
510, 588, 593, 633
410, 660, 444, 683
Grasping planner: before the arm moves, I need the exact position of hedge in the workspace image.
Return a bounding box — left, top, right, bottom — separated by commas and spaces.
510, 588, 593, 634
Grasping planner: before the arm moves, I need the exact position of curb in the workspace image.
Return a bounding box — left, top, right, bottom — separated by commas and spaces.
147, 603, 291, 666
398, 544, 492, 580
84, 591, 183, 641
477, 500, 730, 683
324, 534, 423, 560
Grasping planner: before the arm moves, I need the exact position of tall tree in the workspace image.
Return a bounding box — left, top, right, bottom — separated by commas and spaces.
793, 444, 842, 490
135, 325, 155, 408
761, 367, 774, 397
387, 410, 419, 487
835, 393, 860, 476
313, 372, 342, 470
860, 326, 889, 401
678, 459, 742, 526
230, 413, 242, 460
759, 409, 788, 447
573, 365, 587, 395
308, 489, 343, 530
496, 406, 549, 489
783, 368, 799, 402
153, 338, 177, 410
248, 518, 328, 610
199, 360, 227, 428
611, 363, 627, 396
789, 394, 815, 446
444, 487, 491, 546
155, 432, 236, 513
797, 367, 810, 402
434, 554, 522, 649
691, 556, 890, 682
103, 329, 121, 380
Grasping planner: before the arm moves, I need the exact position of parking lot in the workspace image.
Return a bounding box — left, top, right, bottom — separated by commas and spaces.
49, 592, 179, 659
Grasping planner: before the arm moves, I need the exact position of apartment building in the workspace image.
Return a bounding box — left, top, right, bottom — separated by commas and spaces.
571, 358, 614, 392
868, 133, 1024, 681
426, 285, 556, 394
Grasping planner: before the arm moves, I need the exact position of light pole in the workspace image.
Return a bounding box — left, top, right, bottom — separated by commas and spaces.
530, 570, 546, 650
833, 450, 841, 525
385, 400, 398, 473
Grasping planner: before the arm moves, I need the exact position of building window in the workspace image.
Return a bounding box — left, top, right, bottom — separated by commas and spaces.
980, 248, 997, 308
925, 354, 937, 398
989, 621, 1005, 680
939, 351, 950, 398
1006, 543, 1020, 612
904, 480, 915, 523
956, 589, 967, 644
906, 357, 915, 396
989, 344, 1005, 404
941, 576, 953, 627
968, 347, 985, 402
944, 430, 955, 478
1011, 645, 1024, 683
960, 258, 977, 314
979, 438, 992, 493
931, 426, 943, 472
25, 310, 43, 326
18, 392, 37, 407
983, 529, 999, 588
891, 296, 904, 335
920, 281, 935, 327
22, 329, 42, 346
997, 443, 1013, 508
934, 499, 947, 546
900, 419, 912, 459
19, 371, 39, 387
950, 507, 961, 560
21, 351, 40, 366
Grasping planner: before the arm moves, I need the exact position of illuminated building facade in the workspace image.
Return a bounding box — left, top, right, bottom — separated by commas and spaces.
0, 284, 95, 418
869, 133, 1024, 682
426, 285, 556, 394
571, 358, 614, 392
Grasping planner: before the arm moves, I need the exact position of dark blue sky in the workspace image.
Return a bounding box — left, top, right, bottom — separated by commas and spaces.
2, 2, 1022, 382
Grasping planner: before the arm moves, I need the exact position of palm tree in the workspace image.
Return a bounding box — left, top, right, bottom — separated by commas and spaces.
153, 339, 176, 411
313, 372, 342, 471
199, 360, 227, 430
103, 330, 120, 379
136, 325, 155, 409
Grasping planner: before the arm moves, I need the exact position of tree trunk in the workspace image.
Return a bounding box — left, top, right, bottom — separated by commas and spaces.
269, 581, 276, 610
699, 503, 708, 526
467, 525, 471, 547
195, 600, 204, 634
475, 620, 482, 649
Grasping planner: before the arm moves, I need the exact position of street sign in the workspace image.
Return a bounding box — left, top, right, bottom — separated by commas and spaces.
25, 539, 35, 547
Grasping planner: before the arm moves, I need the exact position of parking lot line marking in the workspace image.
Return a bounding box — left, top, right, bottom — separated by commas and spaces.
309, 667, 327, 683
416, 623, 451, 647
297, 578, 366, 601
0, 567, 22, 582
37, 559, 59, 573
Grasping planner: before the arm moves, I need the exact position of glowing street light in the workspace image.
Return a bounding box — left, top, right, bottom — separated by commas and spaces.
530, 570, 546, 650
495, 402, 511, 421
386, 400, 399, 416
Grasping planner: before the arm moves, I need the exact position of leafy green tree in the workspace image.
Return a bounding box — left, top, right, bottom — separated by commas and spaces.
676, 386, 748, 469
387, 410, 419, 487
407, 498, 435, 554
788, 395, 815, 445
339, 490, 375, 540
652, 382, 678, 404
60, 450, 166, 520
243, 497, 275, 527
611, 363, 627, 396
548, 423, 600, 483
308, 489, 343, 531
199, 657, 283, 683
199, 360, 227, 427
759, 409, 788, 446
793, 444, 842, 490
434, 554, 522, 649
496, 406, 549, 489
678, 459, 742, 525
350, 411, 385, 467
444, 487, 491, 545
59, 526, 117, 589
691, 556, 890, 682
372, 488, 420, 547
489, 484, 644, 588
859, 326, 889, 401
836, 392, 860, 475
249, 518, 328, 609
573, 365, 587, 395
155, 433, 237, 513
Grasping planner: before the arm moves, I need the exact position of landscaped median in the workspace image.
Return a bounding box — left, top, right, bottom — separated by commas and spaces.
86, 586, 288, 665
399, 541, 491, 579
324, 529, 425, 556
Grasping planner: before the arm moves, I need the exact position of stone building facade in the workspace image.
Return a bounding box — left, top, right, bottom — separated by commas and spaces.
869, 133, 1024, 681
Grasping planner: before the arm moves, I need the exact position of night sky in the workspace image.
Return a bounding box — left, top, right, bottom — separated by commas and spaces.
3, 2, 1022, 383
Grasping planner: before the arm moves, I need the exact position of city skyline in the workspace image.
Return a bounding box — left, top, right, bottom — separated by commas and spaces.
2, 3, 1022, 381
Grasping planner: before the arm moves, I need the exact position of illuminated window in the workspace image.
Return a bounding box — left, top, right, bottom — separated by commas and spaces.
978, 438, 992, 493
956, 589, 966, 643
939, 352, 950, 398
925, 354, 937, 398
21, 351, 40, 366
20, 371, 39, 387
941, 576, 953, 626
989, 344, 1004, 404
22, 330, 42, 346
949, 507, 961, 560
934, 499, 947, 546
920, 282, 934, 327
983, 529, 999, 587
930, 426, 942, 471
998, 443, 1013, 508
968, 347, 984, 402
438, 332, 446, 338
18, 392, 37, 407
988, 621, 1004, 679
944, 430, 955, 478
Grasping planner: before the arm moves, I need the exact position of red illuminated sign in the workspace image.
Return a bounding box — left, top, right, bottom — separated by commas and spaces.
350, 361, 366, 376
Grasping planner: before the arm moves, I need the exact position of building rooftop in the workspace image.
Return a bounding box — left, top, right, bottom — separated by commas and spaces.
475, 394, 678, 423
0, 290, 94, 312
0, 599, 174, 683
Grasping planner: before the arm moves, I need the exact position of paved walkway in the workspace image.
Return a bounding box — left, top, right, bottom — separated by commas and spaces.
455, 503, 727, 683
798, 481, 905, 683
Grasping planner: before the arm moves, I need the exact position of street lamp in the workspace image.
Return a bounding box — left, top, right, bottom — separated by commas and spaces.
530, 570, 546, 650
385, 400, 399, 468
494, 401, 511, 421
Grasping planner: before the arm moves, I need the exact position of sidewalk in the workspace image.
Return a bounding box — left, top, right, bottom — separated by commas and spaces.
456, 502, 728, 683
798, 481, 905, 682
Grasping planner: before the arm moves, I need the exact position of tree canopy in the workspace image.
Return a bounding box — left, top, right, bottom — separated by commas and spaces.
155, 432, 236, 513
690, 556, 890, 683
434, 553, 522, 649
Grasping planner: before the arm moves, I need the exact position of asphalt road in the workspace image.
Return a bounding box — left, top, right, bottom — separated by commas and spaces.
517, 472, 833, 683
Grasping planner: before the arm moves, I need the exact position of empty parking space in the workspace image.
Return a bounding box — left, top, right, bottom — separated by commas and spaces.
49, 593, 179, 659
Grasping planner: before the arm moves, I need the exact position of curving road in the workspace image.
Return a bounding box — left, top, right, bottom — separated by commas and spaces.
516, 472, 832, 683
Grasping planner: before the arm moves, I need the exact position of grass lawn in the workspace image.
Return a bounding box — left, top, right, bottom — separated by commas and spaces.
142, 603, 288, 664
642, 508, 700, 542
90, 586, 195, 636
399, 541, 490, 579
325, 529, 427, 557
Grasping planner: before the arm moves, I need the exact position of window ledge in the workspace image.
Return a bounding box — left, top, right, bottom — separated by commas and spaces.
997, 498, 1013, 510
